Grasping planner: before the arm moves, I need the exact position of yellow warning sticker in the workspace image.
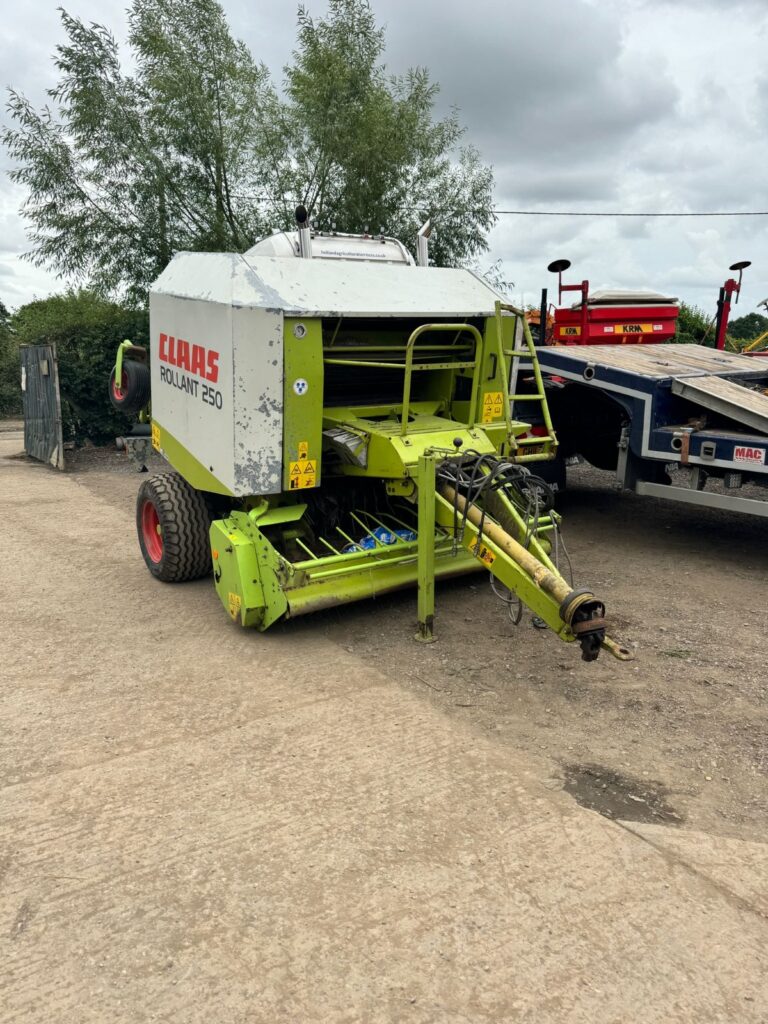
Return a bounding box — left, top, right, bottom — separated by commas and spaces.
228, 592, 241, 620
288, 459, 317, 489
151, 422, 161, 451
298, 440, 309, 460
482, 391, 503, 423
616, 323, 653, 335
474, 543, 496, 567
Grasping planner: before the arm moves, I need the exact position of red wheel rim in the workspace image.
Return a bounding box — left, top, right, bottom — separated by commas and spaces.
141, 500, 163, 562
112, 371, 127, 401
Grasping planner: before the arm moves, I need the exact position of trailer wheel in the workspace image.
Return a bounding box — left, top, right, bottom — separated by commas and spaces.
109, 360, 150, 414
136, 472, 211, 582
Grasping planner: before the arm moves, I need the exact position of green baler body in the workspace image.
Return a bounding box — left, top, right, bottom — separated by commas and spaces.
143, 252, 614, 659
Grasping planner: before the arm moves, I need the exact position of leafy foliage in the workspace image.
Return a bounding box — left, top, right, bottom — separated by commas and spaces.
4, 1, 273, 302
474, 259, 515, 300
282, 0, 495, 267
727, 311, 768, 343
675, 303, 716, 346
0, 301, 21, 416
4, 0, 495, 300
11, 290, 148, 441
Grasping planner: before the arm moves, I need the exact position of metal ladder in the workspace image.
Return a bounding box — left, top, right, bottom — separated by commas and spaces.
494, 301, 558, 462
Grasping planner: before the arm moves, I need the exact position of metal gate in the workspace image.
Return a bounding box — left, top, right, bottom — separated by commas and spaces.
20, 344, 65, 470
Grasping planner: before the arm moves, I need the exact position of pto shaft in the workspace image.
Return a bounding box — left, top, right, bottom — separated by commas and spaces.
440, 484, 608, 661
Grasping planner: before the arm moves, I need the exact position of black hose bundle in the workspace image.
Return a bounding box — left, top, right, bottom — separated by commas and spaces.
436, 452, 554, 552
437, 452, 570, 624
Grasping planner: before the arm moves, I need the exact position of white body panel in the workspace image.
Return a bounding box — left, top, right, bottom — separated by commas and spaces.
150, 251, 505, 496
237, 255, 501, 316
150, 255, 284, 495
245, 229, 414, 265
155, 252, 504, 318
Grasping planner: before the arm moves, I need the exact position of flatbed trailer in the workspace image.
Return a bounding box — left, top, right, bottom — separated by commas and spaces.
514, 343, 768, 518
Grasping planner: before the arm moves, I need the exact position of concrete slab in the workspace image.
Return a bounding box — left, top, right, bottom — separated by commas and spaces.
621, 821, 768, 916
1, 433, 767, 1023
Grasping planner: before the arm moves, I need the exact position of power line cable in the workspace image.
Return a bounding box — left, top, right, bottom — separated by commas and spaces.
492, 210, 768, 217
230, 195, 768, 217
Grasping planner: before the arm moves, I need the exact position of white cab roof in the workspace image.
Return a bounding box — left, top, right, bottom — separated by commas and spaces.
153, 252, 505, 318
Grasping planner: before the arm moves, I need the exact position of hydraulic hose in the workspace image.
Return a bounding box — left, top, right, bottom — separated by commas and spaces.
441, 484, 607, 661
441, 485, 570, 603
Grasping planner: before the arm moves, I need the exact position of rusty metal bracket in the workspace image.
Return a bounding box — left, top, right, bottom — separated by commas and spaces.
680, 430, 691, 465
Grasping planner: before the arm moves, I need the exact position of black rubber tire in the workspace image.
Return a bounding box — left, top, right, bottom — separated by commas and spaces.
136, 472, 212, 582
109, 360, 151, 414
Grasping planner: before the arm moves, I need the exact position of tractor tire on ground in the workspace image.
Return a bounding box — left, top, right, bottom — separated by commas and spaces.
136, 472, 212, 582
109, 360, 151, 414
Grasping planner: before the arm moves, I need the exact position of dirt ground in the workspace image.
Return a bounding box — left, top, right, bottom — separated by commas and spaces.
3, 421, 768, 1023
69, 439, 768, 845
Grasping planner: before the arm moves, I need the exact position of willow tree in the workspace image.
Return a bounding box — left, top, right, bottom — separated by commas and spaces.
282, 0, 495, 267
4, 0, 495, 299
4, 0, 275, 300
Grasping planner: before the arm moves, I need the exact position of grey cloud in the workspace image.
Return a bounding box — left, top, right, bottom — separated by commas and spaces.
1, 2, 129, 110
635, 0, 764, 7
380, 0, 677, 172
497, 167, 620, 203
1, 0, 768, 311
489, 216, 594, 268
616, 218, 652, 240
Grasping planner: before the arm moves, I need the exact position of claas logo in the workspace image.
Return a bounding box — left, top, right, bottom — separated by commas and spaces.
158, 333, 220, 383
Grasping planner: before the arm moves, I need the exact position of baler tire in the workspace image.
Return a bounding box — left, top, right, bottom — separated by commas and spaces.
110, 360, 151, 414
136, 472, 212, 582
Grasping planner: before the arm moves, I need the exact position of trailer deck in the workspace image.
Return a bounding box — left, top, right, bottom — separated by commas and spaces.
535, 342, 767, 380
523, 344, 768, 517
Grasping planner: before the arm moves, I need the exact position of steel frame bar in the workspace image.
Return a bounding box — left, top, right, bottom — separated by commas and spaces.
416, 453, 437, 642
402, 324, 483, 435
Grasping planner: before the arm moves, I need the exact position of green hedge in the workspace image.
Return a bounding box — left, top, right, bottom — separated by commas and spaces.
728, 312, 768, 342
675, 303, 715, 346
0, 301, 21, 416
11, 290, 148, 443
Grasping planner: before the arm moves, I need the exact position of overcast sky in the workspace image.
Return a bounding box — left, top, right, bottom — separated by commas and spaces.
2, 0, 767, 314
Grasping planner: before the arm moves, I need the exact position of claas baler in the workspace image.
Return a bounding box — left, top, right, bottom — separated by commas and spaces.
111, 218, 627, 661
